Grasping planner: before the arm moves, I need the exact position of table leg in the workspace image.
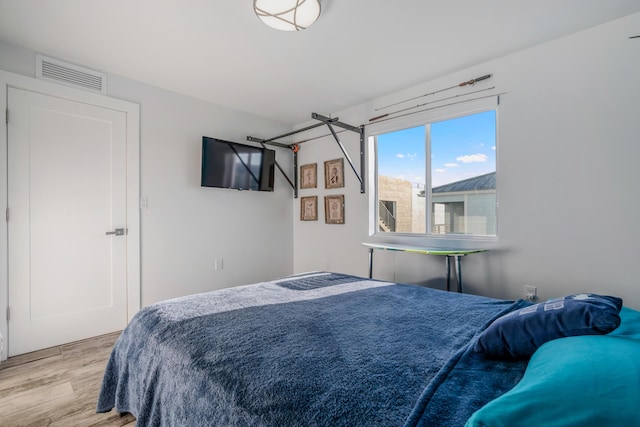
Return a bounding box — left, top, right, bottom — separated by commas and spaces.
445, 256, 451, 292
455, 255, 463, 293
368, 248, 374, 279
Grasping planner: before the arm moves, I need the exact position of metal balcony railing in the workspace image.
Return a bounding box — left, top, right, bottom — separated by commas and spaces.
378, 201, 396, 232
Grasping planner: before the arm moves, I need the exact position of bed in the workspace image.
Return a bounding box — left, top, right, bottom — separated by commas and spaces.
97, 272, 640, 426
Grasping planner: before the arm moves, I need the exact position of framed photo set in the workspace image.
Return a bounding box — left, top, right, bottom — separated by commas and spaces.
324, 158, 344, 189
324, 195, 345, 224
300, 163, 317, 189
300, 196, 318, 221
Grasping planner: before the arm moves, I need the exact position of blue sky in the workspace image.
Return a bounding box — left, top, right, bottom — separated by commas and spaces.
377, 110, 496, 188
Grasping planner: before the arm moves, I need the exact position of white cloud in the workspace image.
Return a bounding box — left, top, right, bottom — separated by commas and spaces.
492, 146, 496, 150
396, 152, 417, 159
444, 162, 459, 167
456, 153, 487, 163
435, 168, 446, 173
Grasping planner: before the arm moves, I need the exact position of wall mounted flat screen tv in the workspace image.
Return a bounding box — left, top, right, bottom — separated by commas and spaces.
201, 136, 275, 191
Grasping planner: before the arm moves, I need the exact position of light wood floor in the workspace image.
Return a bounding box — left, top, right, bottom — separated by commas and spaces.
0, 332, 136, 426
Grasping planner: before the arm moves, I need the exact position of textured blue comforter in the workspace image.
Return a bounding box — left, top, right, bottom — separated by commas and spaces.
97, 272, 528, 426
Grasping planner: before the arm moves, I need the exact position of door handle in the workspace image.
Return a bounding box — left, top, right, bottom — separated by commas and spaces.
106, 228, 126, 236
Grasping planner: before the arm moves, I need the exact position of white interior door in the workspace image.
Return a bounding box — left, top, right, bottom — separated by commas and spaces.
7, 87, 129, 356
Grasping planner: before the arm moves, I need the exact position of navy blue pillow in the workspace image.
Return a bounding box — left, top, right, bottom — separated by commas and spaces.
474, 294, 623, 359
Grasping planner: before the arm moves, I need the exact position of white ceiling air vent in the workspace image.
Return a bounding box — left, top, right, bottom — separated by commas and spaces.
36, 55, 107, 94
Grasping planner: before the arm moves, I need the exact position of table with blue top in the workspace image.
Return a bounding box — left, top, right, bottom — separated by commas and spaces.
362, 243, 488, 293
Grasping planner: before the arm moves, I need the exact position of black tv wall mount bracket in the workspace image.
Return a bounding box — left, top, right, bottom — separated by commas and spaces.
247, 113, 365, 198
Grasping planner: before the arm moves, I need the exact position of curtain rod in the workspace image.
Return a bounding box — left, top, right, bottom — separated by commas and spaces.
366, 92, 505, 126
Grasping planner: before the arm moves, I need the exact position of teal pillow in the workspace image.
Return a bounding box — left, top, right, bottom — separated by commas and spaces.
466, 307, 640, 427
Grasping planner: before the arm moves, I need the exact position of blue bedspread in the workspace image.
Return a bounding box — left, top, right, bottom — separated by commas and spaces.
97, 272, 528, 426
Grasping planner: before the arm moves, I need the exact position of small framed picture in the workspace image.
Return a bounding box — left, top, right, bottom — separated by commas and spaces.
324, 195, 345, 224
324, 158, 344, 189
300, 196, 318, 221
300, 163, 317, 189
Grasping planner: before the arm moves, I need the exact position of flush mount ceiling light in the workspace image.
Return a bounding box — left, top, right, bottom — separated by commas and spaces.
254, 0, 321, 31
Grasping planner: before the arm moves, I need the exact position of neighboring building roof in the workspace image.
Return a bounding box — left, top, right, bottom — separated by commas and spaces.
432, 171, 496, 193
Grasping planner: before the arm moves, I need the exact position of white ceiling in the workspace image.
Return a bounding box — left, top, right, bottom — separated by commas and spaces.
1, 1, 639, 126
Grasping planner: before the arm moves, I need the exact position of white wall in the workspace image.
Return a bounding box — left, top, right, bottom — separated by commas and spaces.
2, 10, 639, 326
293, 13, 640, 309
0, 40, 294, 309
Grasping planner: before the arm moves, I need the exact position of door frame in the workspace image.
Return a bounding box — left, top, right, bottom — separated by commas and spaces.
0, 69, 141, 361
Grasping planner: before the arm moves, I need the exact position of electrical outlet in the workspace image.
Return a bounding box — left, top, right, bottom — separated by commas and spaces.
215, 258, 224, 271
524, 285, 537, 301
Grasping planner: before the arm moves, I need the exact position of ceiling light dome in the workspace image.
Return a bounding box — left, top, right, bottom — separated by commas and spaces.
254, 0, 321, 31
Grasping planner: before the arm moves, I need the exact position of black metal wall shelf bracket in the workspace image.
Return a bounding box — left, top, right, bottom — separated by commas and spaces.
247, 113, 365, 198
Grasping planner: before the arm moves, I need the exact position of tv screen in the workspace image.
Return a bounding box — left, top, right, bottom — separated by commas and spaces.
201, 137, 275, 191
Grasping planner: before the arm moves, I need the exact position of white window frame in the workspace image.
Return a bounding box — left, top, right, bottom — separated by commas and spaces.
367, 96, 499, 241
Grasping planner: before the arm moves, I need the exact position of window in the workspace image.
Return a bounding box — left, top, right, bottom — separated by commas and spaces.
371, 104, 497, 238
